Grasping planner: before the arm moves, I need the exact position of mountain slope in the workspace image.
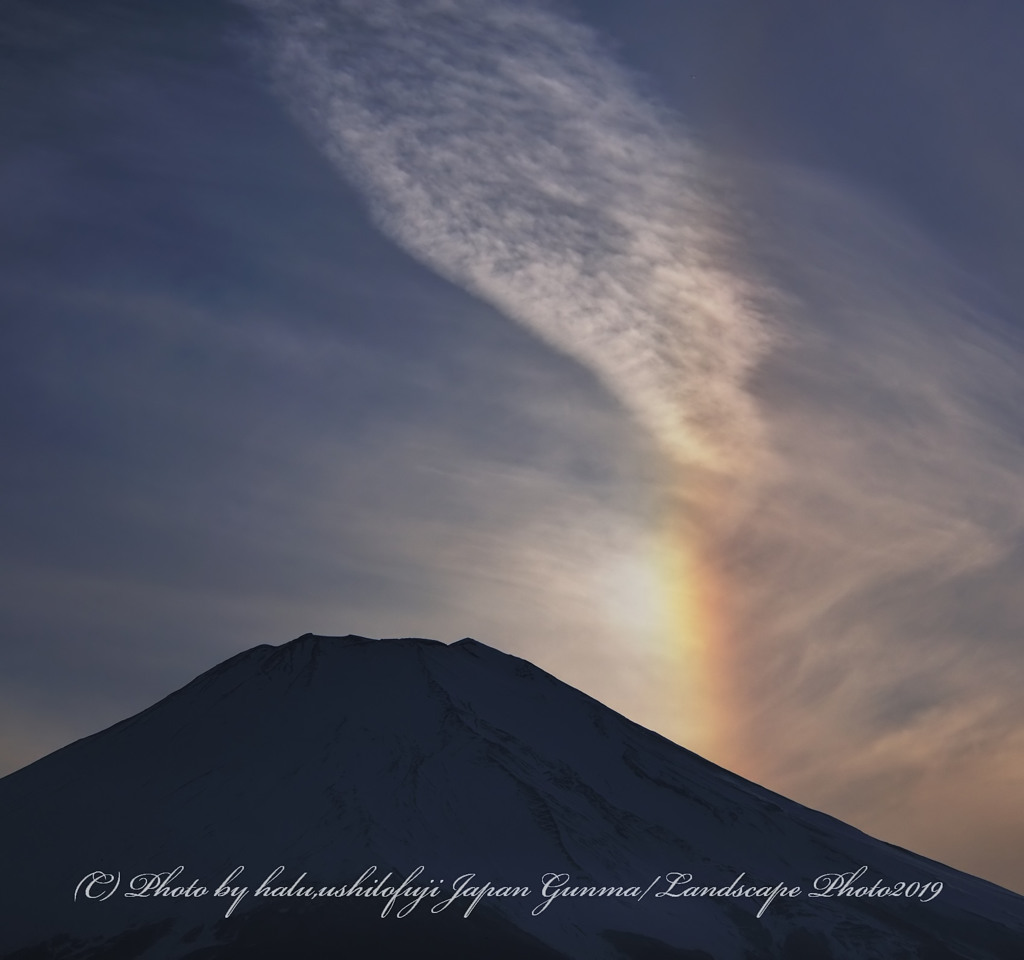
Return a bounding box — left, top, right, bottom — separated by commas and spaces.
1, 634, 1021, 959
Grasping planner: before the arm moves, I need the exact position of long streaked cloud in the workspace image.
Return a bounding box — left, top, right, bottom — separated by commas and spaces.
239, 0, 771, 478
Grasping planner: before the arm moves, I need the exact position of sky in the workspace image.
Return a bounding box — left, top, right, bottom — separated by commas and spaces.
2, 0, 1023, 895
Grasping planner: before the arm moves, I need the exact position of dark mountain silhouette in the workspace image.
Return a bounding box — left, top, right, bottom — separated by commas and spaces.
1, 634, 1021, 959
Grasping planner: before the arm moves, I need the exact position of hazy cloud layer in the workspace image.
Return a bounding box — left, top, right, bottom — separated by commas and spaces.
240, 0, 1024, 890
719, 166, 1024, 886
0, 262, 666, 779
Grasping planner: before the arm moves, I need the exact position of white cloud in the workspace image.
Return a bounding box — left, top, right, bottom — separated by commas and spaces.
239, 0, 771, 477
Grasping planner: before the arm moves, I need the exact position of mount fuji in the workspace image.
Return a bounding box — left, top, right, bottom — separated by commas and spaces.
1, 634, 1021, 959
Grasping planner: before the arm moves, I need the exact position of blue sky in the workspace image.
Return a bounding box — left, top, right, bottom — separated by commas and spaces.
2, 0, 1023, 894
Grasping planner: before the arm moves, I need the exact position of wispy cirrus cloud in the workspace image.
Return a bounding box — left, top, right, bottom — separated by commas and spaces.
716, 165, 1024, 887
239, 0, 771, 478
